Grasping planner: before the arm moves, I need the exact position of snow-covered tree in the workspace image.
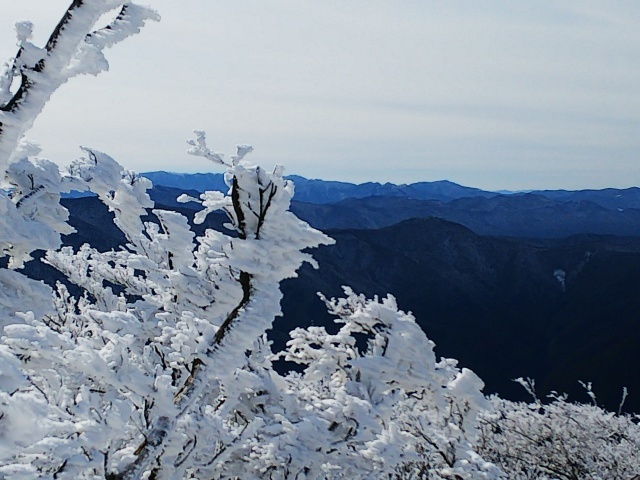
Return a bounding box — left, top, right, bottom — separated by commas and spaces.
0, 134, 499, 477
0, 3, 501, 478
0, 0, 159, 321
0, 1, 160, 172
0, 138, 334, 478
269, 289, 503, 479
478, 380, 640, 480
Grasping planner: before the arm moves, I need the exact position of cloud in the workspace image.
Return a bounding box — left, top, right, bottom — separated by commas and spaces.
1, 1, 639, 189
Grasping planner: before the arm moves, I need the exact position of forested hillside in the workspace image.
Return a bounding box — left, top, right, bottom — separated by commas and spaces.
41, 189, 640, 413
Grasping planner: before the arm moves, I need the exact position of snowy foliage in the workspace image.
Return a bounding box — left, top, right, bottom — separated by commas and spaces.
0, 1, 157, 325
272, 289, 502, 479
0, 1, 159, 171
0, 2, 639, 479
0, 132, 496, 478
3, 148, 330, 478
478, 380, 640, 480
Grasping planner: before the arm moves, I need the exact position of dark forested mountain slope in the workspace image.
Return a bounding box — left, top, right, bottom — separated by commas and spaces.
276, 218, 640, 412
24, 191, 640, 413
291, 194, 640, 237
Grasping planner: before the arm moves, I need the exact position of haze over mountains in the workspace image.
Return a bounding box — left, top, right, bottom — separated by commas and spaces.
43, 172, 640, 412
143, 171, 640, 210
145, 171, 640, 238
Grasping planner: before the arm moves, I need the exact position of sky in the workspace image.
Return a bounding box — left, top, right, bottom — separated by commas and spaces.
1, 1, 640, 191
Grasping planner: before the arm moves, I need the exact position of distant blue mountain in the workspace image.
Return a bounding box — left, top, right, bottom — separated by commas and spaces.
142, 171, 228, 193
29, 175, 640, 414
142, 171, 640, 212
535, 187, 640, 211
142, 171, 497, 204
290, 194, 640, 238
285, 175, 497, 203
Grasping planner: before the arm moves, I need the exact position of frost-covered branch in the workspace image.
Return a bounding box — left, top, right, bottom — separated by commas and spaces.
478, 386, 640, 479
0, 0, 159, 170
105, 134, 333, 478
0, 127, 332, 478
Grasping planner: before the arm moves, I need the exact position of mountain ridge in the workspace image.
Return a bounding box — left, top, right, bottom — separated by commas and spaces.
34, 179, 640, 413
142, 171, 640, 211
277, 217, 640, 412
145, 183, 640, 239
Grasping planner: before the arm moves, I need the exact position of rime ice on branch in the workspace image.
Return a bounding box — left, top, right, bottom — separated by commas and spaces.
478, 383, 640, 479
0, 1, 159, 171
1, 124, 335, 477
0, 2, 158, 307
0, 1, 159, 328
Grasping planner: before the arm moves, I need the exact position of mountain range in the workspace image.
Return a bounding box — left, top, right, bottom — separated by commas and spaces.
25, 172, 640, 413
146, 174, 640, 238
276, 219, 640, 412
143, 171, 640, 211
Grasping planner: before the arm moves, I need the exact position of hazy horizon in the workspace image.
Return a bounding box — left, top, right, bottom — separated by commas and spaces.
2, 1, 639, 191
141, 169, 640, 194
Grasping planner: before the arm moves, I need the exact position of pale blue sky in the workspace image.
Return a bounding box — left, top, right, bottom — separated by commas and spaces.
2, 1, 640, 190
